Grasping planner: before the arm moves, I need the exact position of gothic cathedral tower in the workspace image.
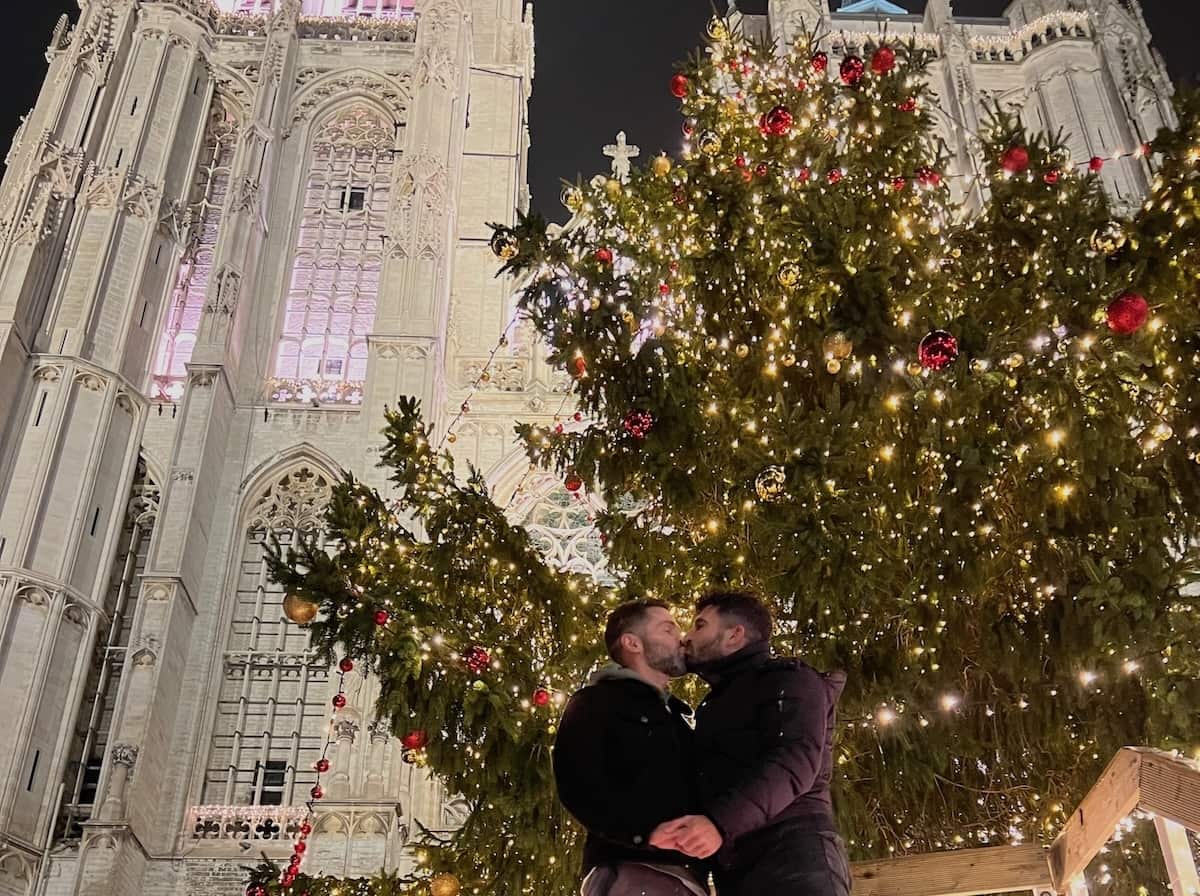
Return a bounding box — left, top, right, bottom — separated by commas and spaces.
0, 2, 555, 894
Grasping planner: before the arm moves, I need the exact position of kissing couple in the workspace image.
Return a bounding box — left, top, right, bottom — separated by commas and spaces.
553, 591, 851, 896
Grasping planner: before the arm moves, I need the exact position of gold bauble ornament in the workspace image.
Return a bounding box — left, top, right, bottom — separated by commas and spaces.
826, 358, 842, 374
605, 178, 622, 199
698, 131, 722, 156
489, 229, 519, 260
471, 679, 489, 692
906, 361, 924, 377
735, 344, 750, 359
755, 465, 787, 502
782, 352, 797, 367
1090, 221, 1127, 256
402, 748, 428, 767
429, 873, 461, 896
589, 297, 601, 311
652, 155, 673, 177
707, 15, 729, 40
282, 594, 319, 625
822, 331, 853, 361
561, 186, 584, 213
777, 261, 800, 288
447, 433, 457, 444
1005, 353, 1025, 369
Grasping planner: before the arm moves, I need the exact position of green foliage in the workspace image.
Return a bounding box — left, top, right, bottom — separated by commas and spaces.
253, 22, 1200, 896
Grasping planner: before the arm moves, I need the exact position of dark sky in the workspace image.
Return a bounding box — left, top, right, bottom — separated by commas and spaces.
1, 2, 1192, 223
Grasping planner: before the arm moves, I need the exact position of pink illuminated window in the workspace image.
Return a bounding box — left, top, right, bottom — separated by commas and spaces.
341, 0, 412, 16
151, 105, 238, 401
270, 106, 394, 406
210, 0, 273, 12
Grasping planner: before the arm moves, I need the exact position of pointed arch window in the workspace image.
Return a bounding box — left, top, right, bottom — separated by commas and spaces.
269, 105, 395, 406
151, 104, 239, 401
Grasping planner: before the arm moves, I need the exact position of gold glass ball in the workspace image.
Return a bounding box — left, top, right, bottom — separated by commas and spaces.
589, 297, 601, 311
1090, 221, 1127, 256
735, 344, 750, 359
561, 186, 584, 213
823, 331, 853, 361
826, 358, 842, 375
781, 352, 797, 367
755, 465, 787, 502
447, 433, 457, 444
707, 16, 729, 39
489, 229, 519, 260
906, 361, 924, 377
698, 131, 723, 156
402, 748, 428, 767
430, 873, 462, 896
282, 594, 319, 625
777, 261, 800, 288
605, 178, 622, 198
1005, 353, 1025, 369
652, 155, 673, 177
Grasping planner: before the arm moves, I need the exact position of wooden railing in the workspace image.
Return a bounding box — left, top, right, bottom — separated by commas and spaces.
850, 748, 1200, 896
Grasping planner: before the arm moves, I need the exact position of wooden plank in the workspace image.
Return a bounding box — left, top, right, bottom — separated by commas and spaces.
1154, 816, 1200, 896
1139, 749, 1200, 832
1050, 747, 1142, 890
852, 844, 1053, 896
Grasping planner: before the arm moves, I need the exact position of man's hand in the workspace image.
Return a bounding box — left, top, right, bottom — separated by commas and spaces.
649, 815, 723, 858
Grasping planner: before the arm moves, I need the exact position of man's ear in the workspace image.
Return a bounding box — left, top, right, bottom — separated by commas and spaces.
620, 631, 642, 657
727, 623, 746, 648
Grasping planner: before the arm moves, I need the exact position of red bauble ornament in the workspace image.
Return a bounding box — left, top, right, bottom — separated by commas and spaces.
623, 410, 655, 440
310, 784, 324, 800
827, 168, 844, 184
811, 51, 829, 72
1000, 146, 1030, 174
670, 74, 689, 99
554, 422, 564, 435
871, 46, 896, 74
898, 97, 917, 113
294, 841, 307, 855
840, 55, 865, 85
573, 411, 583, 422
659, 282, 671, 295
374, 609, 390, 627
734, 155, 748, 169
755, 162, 769, 178
572, 356, 587, 377
331, 693, 346, 709
564, 471, 583, 492
917, 166, 941, 187
315, 758, 331, 773
798, 167, 812, 183
672, 188, 687, 206
740, 169, 753, 183
533, 688, 552, 707
465, 646, 491, 674
892, 176, 908, 191
339, 657, 354, 673
1043, 169, 1061, 185
1089, 156, 1105, 172
402, 729, 429, 750
288, 855, 301, 867
918, 330, 959, 371
761, 104, 794, 137
595, 248, 613, 266
300, 823, 312, 836
1106, 291, 1149, 335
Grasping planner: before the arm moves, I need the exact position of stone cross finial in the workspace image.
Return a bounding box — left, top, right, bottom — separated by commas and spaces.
603, 132, 640, 183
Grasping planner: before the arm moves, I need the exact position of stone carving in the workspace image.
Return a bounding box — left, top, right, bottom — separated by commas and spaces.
416, 44, 460, 93
334, 719, 360, 743
0, 135, 86, 250
128, 479, 160, 528
63, 603, 90, 627
46, 14, 71, 60
171, 469, 196, 483
288, 70, 410, 135
230, 175, 260, 215
33, 363, 64, 383
111, 744, 139, 769
368, 718, 391, 745
75, 371, 107, 393
17, 585, 52, 608
461, 360, 526, 392
157, 196, 192, 244
206, 268, 241, 316
245, 467, 334, 534
387, 150, 448, 260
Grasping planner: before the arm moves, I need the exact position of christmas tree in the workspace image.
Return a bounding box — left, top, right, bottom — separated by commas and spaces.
251, 18, 1200, 896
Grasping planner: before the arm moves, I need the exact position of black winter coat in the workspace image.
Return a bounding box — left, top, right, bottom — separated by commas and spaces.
552, 666, 699, 874
692, 642, 846, 863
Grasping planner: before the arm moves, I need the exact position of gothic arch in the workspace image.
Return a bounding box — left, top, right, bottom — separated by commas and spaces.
238, 446, 342, 533
287, 69, 410, 137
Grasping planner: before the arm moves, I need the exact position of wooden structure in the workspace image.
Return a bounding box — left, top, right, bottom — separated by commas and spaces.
850, 748, 1200, 896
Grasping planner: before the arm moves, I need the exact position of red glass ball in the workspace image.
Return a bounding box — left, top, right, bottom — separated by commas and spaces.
1000, 146, 1029, 174
573, 357, 587, 377
595, 248, 614, 266
310, 784, 324, 800
898, 97, 917, 113
294, 841, 307, 855
918, 330, 959, 371
734, 155, 748, 169
402, 729, 429, 750
564, 471, 583, 492
762, 104, 794, 137
331, 694, 346, 709
573, 411, 583, 422
300, 823, 312, 836
798, 167, 812, 183
533, 688, 552, 707
755, 162, 769, 178
917, 166, 941, 187
315, 758, 331, 773
374, 609, 390, 627
1043, 169, 1061, 184
1089, 156, 1105, 172
871, 46, 896, 74
892, 176, 908, 191
811, 51, 829, 72
339, 657, 354, 673
839, 55, 865, 86
1106, 291, 1149, 335
289, 854, 302, 867
827, 168, 843, 184
465, 646, 491, 674
670, 74, 689, 99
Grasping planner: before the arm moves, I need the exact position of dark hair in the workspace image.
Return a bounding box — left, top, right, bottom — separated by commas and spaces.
604, 599, 670, 662
695, 591, 773, 644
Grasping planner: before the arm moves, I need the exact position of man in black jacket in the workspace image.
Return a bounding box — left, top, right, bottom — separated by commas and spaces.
650, 591, 850, 896
553, 600, 708, 896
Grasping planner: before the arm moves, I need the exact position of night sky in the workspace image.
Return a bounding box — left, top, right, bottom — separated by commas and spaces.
1, 1, 1193, 223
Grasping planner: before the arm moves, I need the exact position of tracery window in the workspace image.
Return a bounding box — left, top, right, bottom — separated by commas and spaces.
201, 467, 335, 807
151, 104, 238, 401
508, 472, 615, 585
269, 105, 395, 406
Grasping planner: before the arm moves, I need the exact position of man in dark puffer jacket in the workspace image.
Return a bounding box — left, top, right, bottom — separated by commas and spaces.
553, 600, 708, 896
650, 591, 850, 896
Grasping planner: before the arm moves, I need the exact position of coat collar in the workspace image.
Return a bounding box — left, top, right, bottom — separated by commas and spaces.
690, 641, 771, 688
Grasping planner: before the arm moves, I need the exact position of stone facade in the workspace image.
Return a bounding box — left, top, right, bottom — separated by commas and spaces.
0, 0, 1172, 895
